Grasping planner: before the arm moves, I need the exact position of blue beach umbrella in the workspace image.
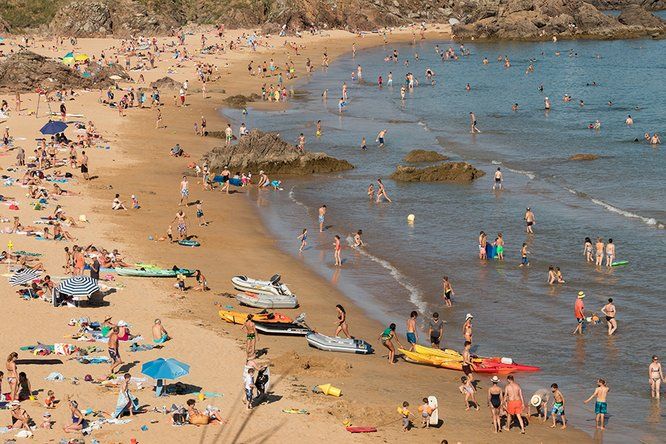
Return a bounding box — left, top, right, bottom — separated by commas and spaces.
40, 120, 68, 135
141, 358, 190, 380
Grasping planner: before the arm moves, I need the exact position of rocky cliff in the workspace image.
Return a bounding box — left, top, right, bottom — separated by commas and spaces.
202, 129, 354, 175
590, 0, 665, 10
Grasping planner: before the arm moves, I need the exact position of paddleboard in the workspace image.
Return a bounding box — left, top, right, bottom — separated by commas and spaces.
428, 396, 439, 426
178, 239, 200, 247
346, 426, 377, 433
611, 260, 628, 267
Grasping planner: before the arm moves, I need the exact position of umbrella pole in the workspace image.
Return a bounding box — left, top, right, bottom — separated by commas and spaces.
35, 94, 40, 119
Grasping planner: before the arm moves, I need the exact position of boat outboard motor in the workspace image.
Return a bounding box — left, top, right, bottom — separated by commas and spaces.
269, 274, 281, 286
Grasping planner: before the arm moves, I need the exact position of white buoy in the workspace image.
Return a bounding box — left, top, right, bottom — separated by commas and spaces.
407, 214, 415, 223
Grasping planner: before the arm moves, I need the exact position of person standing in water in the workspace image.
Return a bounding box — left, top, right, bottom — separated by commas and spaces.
479, 231, 487, 260
605, 238, 615, 267
376, 178, 392, 203
462, 314, 473, 344
573, 291, 586, 335
504, 375, 526, 434
649, 356, 663, 399
442, 276, 454, 307
524, 208, 535, 234
519, 243, 530, 267
318, 205, 327, 232
469, 112, 481, 133
595, 237, 605, 266
367, 183, 374, 200
376, 129, 388, 148
297, 228, 307, 253
493, 168, 503, 190
496, 233, 505, 260
406, 311, 419, 351
584, 379, 609, 430
353, 230, 364, 247
584, 237, 594, 262
333, 235, 342, 266
601, 298, 617, 336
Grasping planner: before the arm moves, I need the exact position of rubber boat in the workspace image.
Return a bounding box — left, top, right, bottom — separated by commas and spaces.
401, 347, 539, 374
218, 310, 292, 325
235, 292, 298, 309
116, 267, 194, 277
305, 332, 373, 354
231, 274, 294, 297
254, 321, 310, 336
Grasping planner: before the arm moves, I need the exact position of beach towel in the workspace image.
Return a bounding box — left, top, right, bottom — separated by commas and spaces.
112, 390, 139, 419
77, 356, 111, 364
45, 372, 64, 381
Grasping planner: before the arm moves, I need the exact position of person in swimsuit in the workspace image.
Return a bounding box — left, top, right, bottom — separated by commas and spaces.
427, 312, 444, 349
318, 205, 326, 232
649, 356, 664, 399
333, 235, 342, 266
172, 210, 187, 240
496, 233, 504, 260
376, 129, 387, 147
550, 383, 567, 429
335, 304, 350, 338
461, 340, 474, 382
469, 112, 481, 133
595, 238, 605, 266
459, 376, 479, 411
297, 228, 307, 253
378, 323, 403, 364
442, 276, 454, 307
108, 327, 123, 374
179, 176, 189, 206
242, 315, 257, 358
478, 231, 487, 260
605, 238, 615, 267
600, 298, 617, 336
406, 311, 418, 351
62, 399, 85, 433
353, 230, 364, 247
584, 237, 593, 262
79, 151, 89, 180
520, 243, 530, 267
573, 292, 586, 335
487, 376, 503, 433
493, 168, 503, 190
504, 375, 526, 434
6, 352, 19, 401
462, 314, 473, 343
10, 401, 31, 431
376, 178, 392, 203
196, 201, 207, 226
584, 379, 609, 430
524, 208, 535, 234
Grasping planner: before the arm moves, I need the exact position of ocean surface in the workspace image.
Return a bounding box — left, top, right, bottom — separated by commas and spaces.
223, 38, 665, 443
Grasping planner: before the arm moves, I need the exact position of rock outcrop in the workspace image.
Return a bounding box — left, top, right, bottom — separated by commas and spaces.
203, 129, 354, 175
569, 153, 600, 161
590, 0, 665, 10
618, 5, 665, 28
452, 0, 664, 40
391, 162, 485, 183
0, 15, 10, 33
150, 76, 181, 90
0, 50, 121, 92
224, 94, 261, 108
403, 149, 449, 163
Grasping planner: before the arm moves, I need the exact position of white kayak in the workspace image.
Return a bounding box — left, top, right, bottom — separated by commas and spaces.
231, 274, 294, 297
306, 332, 373, 354
254, 321, 310, 336
235, 292, 298, 309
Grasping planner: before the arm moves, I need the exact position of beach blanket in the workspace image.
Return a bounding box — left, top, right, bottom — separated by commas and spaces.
128, 343, 155, 352
77, 356, 111, 364
112, 390, 139, 419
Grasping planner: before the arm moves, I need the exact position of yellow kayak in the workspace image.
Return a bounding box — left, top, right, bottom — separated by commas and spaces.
414, 344, 462, 359
218, 310, 292, 325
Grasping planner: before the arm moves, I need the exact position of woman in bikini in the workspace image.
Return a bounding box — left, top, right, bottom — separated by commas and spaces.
333, 235, 342, 266
335, 304, 350, 338
595, 238, 605, 266
649, 356, 664, 399
583, 237, 593, 262
6, 352, 19, 400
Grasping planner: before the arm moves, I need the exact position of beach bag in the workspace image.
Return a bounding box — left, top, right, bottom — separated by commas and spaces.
189, 414, 210, 425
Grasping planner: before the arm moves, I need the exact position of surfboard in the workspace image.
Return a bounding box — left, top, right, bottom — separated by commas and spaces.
178, 239, 200, 247
428, 395, 439, 426
611, 260, 628, 267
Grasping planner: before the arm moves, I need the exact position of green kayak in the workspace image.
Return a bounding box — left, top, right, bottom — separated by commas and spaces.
116, 267, 194, 277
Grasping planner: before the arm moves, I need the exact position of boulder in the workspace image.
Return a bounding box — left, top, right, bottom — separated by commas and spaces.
202, 129, 354, 175
0, 15, 10, 33
403, 149, 449, 163
391, 162, 485, 183
150, 76, 181, 90
569, 153, 600, 161
224, 94, 261, 108
49, 0, 113, 36
618, 5, 665, 28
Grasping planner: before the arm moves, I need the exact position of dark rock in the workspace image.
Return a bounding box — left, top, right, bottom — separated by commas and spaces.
0, 15, 11, 33
150, 76, 181, 90
403, 149, 449, 163
618, 5, 665, 28
224, 94, 261, 108
391, 162, 485, 183
569, 153, 600, 161
202, 129, 353, 175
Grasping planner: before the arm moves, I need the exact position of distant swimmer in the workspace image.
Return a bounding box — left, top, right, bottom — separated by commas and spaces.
469, 112, 481, 133
625, 115, 633, 125
650, 133, 661, 145
600, 298, 617, 336
466, 83, 471, 91
544, 97, 551, 110
512, 103, 519, 111
493, 167, 503, 190
376, 129, 388, 148
524, 207, 535, 234
483, 57, 489, 65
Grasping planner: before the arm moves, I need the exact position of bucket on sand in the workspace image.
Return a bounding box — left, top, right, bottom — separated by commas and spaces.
318, 383, 342, 397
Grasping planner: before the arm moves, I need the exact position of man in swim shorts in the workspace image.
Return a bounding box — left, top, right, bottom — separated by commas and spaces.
550, 383, 567, 429
108, 327, 123, 374
584, 379, 609, 430
574, 292, 586, 335
504, 375, 526, 433
406, 311, 418, 351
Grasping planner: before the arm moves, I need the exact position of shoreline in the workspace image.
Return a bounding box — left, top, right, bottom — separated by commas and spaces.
0, 26, 596, 442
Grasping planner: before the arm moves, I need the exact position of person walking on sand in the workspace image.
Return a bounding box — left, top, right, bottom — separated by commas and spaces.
297, 228, 307, 252
155, 108, 163, 129
172, 210, 188, 240
376, 178, 392, 203
376, 129, 388, 148
108, 327, 123, 374
488, 376, 504, 433
79, 151, 89, 180
524, 208, 535, 233
649, 356, 664, 399
406, 311, 419, 351
462, 313, 473, 343
605, 238, 615, 267
179, 176, 189, 206
335, 304, 350, 338
504, 375, 526, 434
584, 379, 609, 430
573, 291, 586, 335
318, 205, 327, 232
470, 112, 481, 133
379, 323, 403, 364
442, 276, 454, 307
548, 383, 567, 429
493, 167, 503, 190
333, 235, 342, 266
244, 368, 255, 410
601, 298, 617, 335
595, 238, 605, 266
428, 312, 444, 349
242, 314, 257, 358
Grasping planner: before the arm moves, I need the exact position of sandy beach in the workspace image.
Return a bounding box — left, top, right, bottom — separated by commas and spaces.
0, 25, 599, 443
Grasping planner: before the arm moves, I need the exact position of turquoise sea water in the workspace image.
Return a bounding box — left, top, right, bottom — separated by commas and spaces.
224, 38, 665, 442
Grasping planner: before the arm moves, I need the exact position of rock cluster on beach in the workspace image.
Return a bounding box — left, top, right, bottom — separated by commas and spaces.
451, 0, 665, 40
203, 129, 354, 175
224, 94, 262, 108
0, 50, 125, 92
391, 162, 485, 182
403, 149, 449, 163
150, 76, 181, 90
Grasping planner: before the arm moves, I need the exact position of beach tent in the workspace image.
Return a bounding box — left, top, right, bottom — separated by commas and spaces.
40, 120, 68, 135
62, 52, 75, 65
74, 54, 89, 62
55, 276, 99, 302
9, 268, 41, 286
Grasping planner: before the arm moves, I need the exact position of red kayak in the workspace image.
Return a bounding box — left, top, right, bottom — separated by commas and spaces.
473, 357, 540, 374
346, 426, 377, 433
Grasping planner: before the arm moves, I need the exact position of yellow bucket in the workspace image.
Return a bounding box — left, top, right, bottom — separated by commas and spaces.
318, 383, 342, 397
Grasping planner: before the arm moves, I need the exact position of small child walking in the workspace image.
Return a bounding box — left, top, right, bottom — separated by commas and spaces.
418, 397, 432, 428
196, 201, 207, 226
297, 228, 307, 252
520, 242, 530, 267
398, 401, 412, 431
459, 376, 479, 411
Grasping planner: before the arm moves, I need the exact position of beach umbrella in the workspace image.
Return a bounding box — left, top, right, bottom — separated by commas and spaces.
40, 120, 68, 135
9, 268, 41, 286
56, 276, 99, 298
141, 358, 190, 380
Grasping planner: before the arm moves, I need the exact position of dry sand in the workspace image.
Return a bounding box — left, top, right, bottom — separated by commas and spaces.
0, 26, 593, 443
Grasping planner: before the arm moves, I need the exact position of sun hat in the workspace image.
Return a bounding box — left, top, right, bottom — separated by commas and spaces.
490, 376, 500, 383
530, 394, 544, 407
43, 412, 51, 418
78, 214, 89, 222
578, 291, 585, 298
9, 400, 20, 407
465, 313, 473, 320
117, 320, 128, 327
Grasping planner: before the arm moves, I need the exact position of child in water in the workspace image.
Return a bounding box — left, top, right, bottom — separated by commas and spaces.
297, 228, 307, 252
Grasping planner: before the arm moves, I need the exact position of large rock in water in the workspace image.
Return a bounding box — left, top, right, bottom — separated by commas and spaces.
202, 129, 353, 175
0, 51, 122, 92
403, 149, 449, 163
618, 5, 666, 28
569, 153, 600, 161
391, 162, 485, 183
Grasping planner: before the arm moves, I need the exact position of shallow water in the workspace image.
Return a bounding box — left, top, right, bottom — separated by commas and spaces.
224, 38, 665, 442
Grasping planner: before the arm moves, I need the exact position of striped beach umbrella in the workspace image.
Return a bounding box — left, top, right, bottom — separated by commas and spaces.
9, 268, 41, 286
56, 276, 99, 298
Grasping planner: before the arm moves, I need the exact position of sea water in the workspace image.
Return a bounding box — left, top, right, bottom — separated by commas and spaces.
223, 38, 665, 442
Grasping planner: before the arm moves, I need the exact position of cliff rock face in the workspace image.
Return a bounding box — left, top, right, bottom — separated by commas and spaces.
391, 162, 485, 182
452, 0, 664, 39
0, 15, 10, 33
202, 129, 354, 175
0, 50, 122, 92
590, 0, 665, 10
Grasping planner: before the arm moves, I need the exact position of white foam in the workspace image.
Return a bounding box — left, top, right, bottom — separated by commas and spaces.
505, 167, 536, 180
349, 241, 428, 313
491, 160, 502, 165
288, 187, 310, 214
591, 198, 663, 228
